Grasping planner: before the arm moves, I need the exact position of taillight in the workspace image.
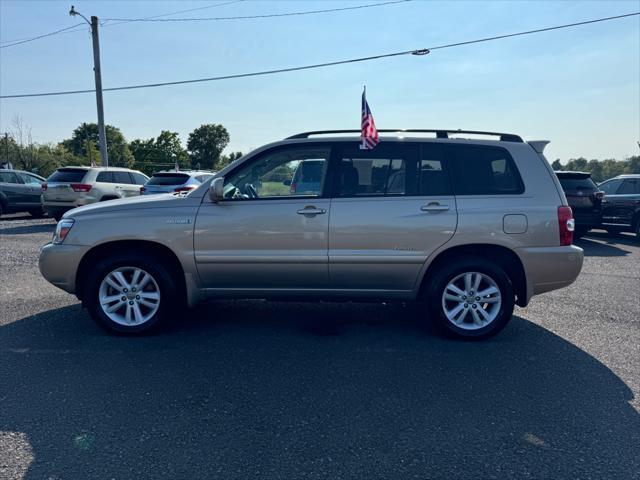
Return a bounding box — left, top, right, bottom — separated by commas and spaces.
41, 183, 48, 192
70, 183, 92, 192
290, 182, 297, 194
595, 191, 604, 200
175, 186, 195, 193
140, 186, 146, 194
558, 206, 574, 246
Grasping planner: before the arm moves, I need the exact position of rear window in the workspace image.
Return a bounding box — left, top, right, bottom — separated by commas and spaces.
557, 177, 597, 191
147, 173, 190, 186
47, 169, 87, 183
449, 145, 524, 195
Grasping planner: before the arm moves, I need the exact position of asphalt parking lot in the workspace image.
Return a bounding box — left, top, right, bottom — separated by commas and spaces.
0, 214, 638, 480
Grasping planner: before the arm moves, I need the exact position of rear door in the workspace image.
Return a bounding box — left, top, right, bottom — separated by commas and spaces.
327, 141, 457, 292
18, 172, 45, 207
112, 171, 139, 198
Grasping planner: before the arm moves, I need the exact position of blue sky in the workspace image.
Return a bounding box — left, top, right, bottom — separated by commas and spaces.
1, 0, 639, 162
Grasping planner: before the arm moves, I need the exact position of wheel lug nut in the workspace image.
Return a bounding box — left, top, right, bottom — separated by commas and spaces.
129, 301, 134, 305
123, 288, 128, 293
132, 287, 136, 292
462, 295, 466, 300
136, 295, 140, 300
121, 296, 126, 301
464, 304, 468, 308
472, 304, 477, 309
475, 296, 480, 301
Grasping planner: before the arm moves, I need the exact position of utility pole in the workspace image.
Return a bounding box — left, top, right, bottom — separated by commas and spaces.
70, 6, 108, 167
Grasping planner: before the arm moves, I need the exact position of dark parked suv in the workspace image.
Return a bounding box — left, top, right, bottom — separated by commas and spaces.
598, 174, 640, 238
554, 171, 603, 238
0, 168, 46, 217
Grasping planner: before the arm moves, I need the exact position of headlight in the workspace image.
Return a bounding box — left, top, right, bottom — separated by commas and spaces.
53, 219, 75, 244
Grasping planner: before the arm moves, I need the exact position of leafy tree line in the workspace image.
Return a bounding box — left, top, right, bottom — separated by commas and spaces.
1, 118, 242, 178
551, 157, 640, 183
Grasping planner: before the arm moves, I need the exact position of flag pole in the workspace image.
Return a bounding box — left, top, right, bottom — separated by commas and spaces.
361, 85, 366, 150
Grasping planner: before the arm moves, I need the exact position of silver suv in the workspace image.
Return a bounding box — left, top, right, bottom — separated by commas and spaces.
42, 166, 149, 220
39, 130, 584, 339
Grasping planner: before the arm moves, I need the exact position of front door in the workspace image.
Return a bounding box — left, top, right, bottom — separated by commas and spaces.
328, 142, 457, 292
194, 144, 332, 290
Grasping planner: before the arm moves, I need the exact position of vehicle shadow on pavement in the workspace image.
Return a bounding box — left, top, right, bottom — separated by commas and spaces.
575, 235, 635, 257
0, 223, 56, 235
1, 303, 638, 479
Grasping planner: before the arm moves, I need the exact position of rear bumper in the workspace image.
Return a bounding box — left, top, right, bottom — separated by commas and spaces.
39, 242, 88, 294
518, 245, 584, 301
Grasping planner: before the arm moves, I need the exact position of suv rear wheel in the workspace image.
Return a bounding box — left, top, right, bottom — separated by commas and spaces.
424, 256, 515, 339
84, 252, 178, 334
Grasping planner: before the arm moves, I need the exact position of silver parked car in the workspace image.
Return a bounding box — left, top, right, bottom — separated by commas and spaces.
141, 170, 215, 195
39, 129, 584, 339
42, 166, 149, 220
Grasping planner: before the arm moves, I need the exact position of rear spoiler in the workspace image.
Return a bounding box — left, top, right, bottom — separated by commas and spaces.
528, 140, 550, 154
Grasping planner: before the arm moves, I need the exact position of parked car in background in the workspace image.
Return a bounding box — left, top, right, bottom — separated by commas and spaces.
286, 159, 324, 195
140, 170, 215, 195
42, 166, 149, 220
39, 129, 583, 339
598, 174, 640, 238
554, 171, 603, 238
0, 168, 46, 217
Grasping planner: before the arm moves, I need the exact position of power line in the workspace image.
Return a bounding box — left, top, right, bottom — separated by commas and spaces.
104, 0, 411, 22
0, 0, 245, 48
1, 11, 638, 99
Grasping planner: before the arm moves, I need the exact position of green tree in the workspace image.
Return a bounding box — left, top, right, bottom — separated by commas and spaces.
187, 124, 230, 170
61, 122, 134, 168
551, 159, 562, 170
130, 131, 188, 174
218, 151, 243, 170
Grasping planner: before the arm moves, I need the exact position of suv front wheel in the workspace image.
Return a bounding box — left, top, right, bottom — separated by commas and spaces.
84, 252, 178, 334
424, 256, 515, 339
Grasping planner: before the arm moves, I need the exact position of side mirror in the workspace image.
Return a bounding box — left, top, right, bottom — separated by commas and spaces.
208, 177, 224, 203
283, 179, 291, 186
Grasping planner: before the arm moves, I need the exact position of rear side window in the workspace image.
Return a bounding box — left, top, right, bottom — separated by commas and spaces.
48, 169, 87, 183
557, 177, 597, 191
335, 143, 409, 197
112, 171, 133, 184
618, 178, 640, 194
131, 173, 149, 185
598, 178, 623, 195
147, 173, 190, 186
0, 171, 20, 183
449, 145, 524, 195
418, 143, 452, 196
96, 172, 113, 183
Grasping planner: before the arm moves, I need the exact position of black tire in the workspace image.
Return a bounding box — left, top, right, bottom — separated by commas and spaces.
84, 252, 180, 334
0, 202, 3, 218
573, 227, 589, 239
29, 208, 46, 218
423, 256, 515, 340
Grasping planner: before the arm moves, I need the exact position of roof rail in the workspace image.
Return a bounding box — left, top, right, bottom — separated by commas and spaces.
286, 129, 524, 143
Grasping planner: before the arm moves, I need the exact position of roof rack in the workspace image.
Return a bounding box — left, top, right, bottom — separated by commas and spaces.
286, 129, 524, 143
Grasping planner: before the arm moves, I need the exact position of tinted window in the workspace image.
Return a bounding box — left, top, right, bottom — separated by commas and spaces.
418, 144, 451, 196
195, 174, 213, 182
20, 173, 44, 185
598, 178, 623, 195
449, 146, 523, 195
558, 177, 597, 191
47, 169, 87, 183
112, 171, 133, 184
618, 178, 640, 194
96, 172, 113, 183
0, 171, 19, 183
147, 173, 190, 186
335, 144, 408, 197
225, 146, 330, 199
131, 172, 149, 185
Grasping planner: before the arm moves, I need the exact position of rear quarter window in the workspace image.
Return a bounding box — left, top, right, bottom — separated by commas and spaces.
448, 145, 524, 195
47, 169, 88, 183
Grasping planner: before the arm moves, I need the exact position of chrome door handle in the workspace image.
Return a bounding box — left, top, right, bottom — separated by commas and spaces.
421, 203, 449, 212
297, 206, 326, 216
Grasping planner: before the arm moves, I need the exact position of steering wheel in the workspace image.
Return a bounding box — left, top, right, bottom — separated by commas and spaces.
246, 183, 258, 199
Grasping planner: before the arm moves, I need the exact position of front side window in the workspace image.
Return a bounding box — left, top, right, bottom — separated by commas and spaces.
224, 146, 330, 200
449, 145, 524, 195
598, 178, 623, 195
0, 171, 19, 184
335, 144, 409, 197
20, 173, 43, 185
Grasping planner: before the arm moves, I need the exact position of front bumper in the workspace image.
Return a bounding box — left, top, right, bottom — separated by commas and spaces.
518, 245, 584, 301
39, 242, 88, 294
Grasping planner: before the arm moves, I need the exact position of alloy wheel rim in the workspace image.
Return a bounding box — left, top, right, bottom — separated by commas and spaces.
441, 271, 502, 330
98, 267, 161, 326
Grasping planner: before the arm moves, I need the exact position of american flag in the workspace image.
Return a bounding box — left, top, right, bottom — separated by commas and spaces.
361, 87, 379, 150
